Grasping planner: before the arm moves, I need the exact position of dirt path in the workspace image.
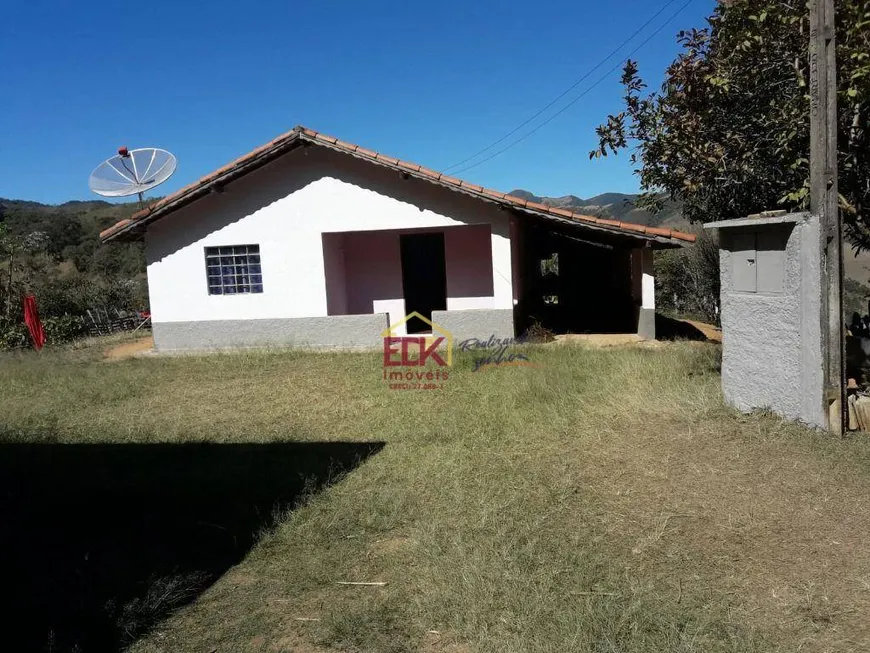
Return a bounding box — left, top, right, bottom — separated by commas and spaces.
681, 318, 722, 342
104, 336, 153, 360
549, 318, 721, 348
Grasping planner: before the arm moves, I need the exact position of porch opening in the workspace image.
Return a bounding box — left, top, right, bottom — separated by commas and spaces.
321, 225, 497, 336
400, 233, 447, 333
514, 222, 639, 336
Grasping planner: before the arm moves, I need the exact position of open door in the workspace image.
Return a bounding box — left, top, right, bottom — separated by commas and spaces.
400, 232, 447, 334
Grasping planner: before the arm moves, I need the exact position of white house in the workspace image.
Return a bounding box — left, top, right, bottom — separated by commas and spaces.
101, 126, 694, 351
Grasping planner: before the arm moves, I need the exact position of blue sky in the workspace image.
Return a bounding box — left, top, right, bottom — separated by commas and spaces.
0, 0, 714, 205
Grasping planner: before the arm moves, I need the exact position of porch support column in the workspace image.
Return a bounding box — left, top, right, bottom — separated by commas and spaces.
631, 248, 656, 339
491, 222, 514, 310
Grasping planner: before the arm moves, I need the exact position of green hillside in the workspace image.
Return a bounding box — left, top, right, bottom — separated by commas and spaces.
0, 198, 148, 347
0, 198, 144, 276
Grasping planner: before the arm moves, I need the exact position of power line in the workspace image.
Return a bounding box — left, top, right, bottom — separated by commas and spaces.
449, 0, 696, 176
441, 0, 682, 173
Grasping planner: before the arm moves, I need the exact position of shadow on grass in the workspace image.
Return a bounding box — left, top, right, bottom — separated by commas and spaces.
0, 439, 384, 652
655, 314, 709, 341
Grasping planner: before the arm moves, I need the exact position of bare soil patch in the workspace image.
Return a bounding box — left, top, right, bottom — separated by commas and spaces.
104, 335, 153, 360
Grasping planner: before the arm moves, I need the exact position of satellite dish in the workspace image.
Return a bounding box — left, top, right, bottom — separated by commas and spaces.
89, 147, 177, 204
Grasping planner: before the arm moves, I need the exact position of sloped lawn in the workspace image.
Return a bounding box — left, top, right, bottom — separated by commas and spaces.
1, 341, 868, 652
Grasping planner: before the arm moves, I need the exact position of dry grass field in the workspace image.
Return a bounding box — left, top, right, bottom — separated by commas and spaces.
1, 339, 869, 652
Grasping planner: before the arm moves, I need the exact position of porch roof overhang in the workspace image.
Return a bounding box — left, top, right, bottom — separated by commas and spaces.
100, 126, 696, 249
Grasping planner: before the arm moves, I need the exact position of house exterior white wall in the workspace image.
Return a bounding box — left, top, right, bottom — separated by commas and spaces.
145, 146, 514, 348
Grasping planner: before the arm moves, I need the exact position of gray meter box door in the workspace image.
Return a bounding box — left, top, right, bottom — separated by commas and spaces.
729, 229, 787, 294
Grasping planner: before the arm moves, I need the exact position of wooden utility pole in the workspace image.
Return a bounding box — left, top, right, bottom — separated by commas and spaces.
809, 0, 844, 433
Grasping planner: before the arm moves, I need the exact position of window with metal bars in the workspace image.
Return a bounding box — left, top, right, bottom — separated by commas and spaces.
204, 245, 263, 295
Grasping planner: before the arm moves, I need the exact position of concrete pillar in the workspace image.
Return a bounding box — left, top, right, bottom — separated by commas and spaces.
631, 248, 656, 339
705, 213, 826, 429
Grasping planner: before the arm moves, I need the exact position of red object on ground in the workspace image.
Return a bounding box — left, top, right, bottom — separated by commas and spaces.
23, 295, 46, 351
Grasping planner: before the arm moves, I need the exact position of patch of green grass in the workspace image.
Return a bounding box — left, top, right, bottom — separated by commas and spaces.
2, 340, 870, 652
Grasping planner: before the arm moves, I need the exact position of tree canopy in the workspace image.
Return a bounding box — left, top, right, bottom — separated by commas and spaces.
592, 0, 870, 248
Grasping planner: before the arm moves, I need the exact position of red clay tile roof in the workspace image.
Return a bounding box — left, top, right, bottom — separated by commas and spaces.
100, 126, 696, 245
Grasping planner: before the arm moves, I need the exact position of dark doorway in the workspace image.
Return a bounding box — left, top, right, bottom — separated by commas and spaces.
400, 232, 447, 333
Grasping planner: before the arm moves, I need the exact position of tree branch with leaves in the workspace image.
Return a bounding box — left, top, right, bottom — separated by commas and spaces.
592, 0, 870, 249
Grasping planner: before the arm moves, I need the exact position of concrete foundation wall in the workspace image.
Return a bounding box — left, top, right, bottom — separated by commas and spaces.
152, 310, 514, 352
152, 313, 389, 351
715, 213, 824, 428
431, 309, 515, 343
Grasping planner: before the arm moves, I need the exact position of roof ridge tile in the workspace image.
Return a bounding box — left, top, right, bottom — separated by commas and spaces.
505, 195, 528, 207
397, 160, 422, 172
334, 139, 359, 151
569, 213, 599, 223
439, 174, 462, 186
355, 146, 378, 159
482, 188, 506, 200
417, 167, 441, 180
375, 153, 399, 165
548, 207, 574, 219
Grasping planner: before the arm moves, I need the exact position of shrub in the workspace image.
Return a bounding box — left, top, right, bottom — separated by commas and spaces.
521, 320, 556, 343
43, 315, 88, 344
0, 318, 30, 350
39, 276, 141, 317
0, 315, 88, 351
655, 229, 720, 324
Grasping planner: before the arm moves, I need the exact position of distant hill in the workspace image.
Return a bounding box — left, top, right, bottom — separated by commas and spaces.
0, 198, 142, 240
0, 197, 145, 290
0, 198, 143, 220
509, 190, 686, 228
